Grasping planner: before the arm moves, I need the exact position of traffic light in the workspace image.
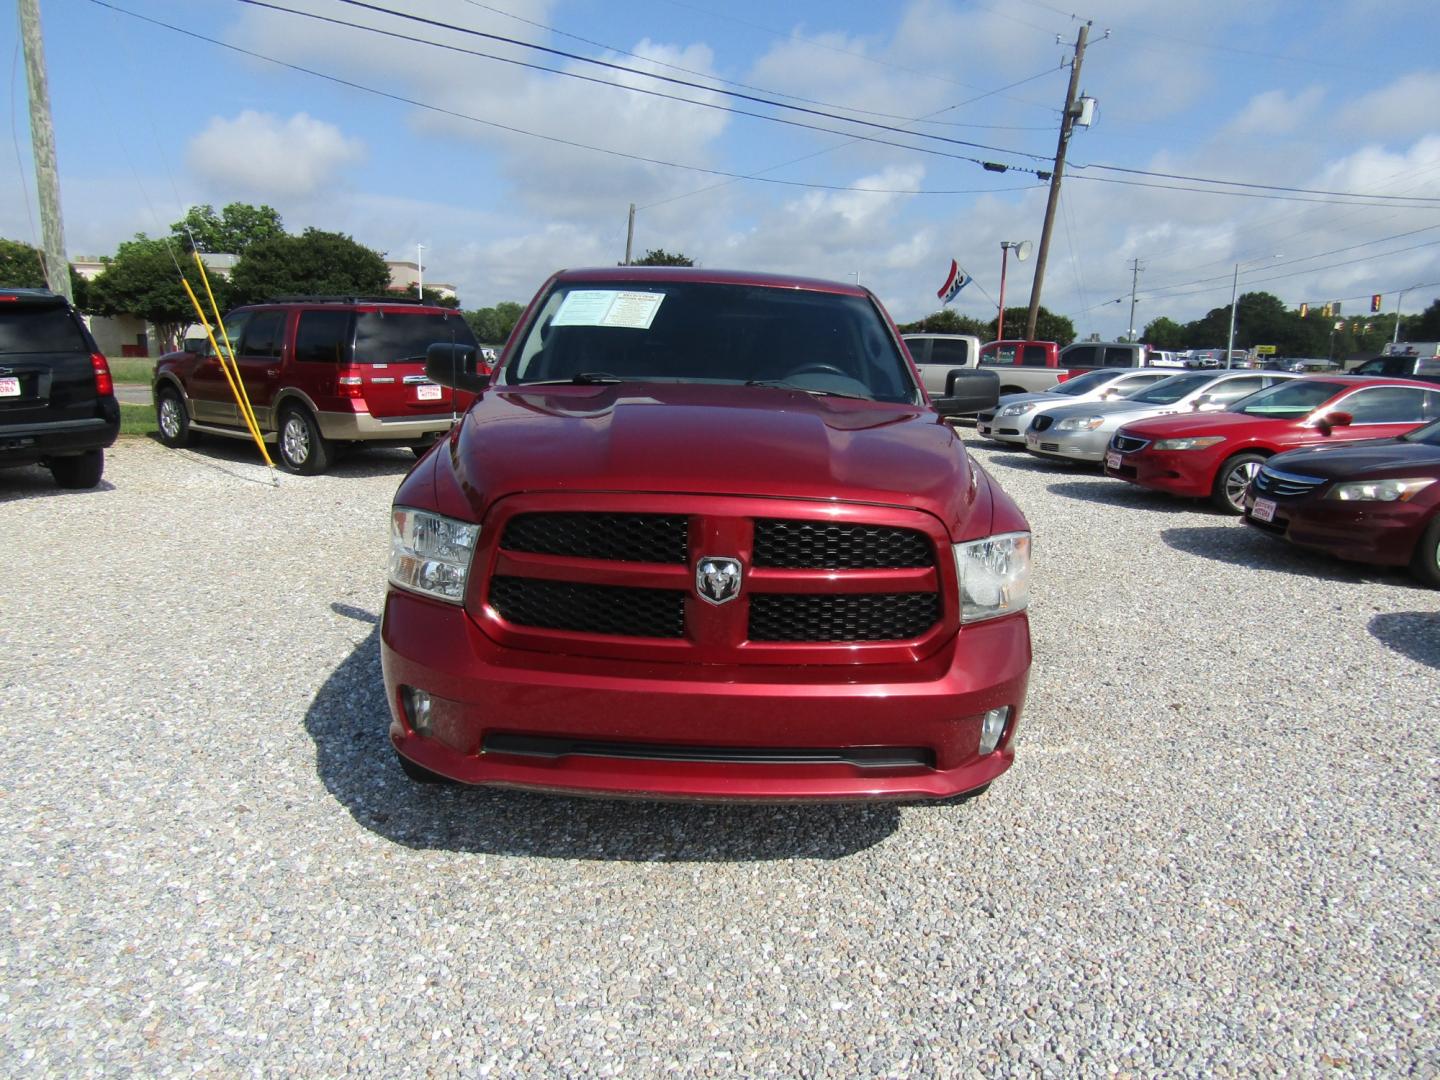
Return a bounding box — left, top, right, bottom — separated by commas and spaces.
1371, 293, 1383, 313
1322, 303, 1333, 317
1299, 303, 1308, 318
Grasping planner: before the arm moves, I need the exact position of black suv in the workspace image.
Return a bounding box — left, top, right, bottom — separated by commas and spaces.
0, 289, 119, 488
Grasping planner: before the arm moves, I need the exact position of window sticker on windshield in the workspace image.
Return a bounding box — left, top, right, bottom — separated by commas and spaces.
552, 290, 665, 330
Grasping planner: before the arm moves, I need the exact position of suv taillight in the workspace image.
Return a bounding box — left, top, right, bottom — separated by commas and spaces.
91, 352, 114, 397
338, 367, 364, 399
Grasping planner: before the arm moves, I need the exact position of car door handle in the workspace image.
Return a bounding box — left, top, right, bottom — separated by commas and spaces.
266, 368, 279, 378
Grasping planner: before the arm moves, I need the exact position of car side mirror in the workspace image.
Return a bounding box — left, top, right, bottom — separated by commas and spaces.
1315, 410, 1352, 435
1193, 394, 1222, 411
426, 343, 491, 393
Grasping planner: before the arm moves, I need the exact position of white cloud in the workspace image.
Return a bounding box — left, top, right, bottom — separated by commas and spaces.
186, 111, 366, 199
1335, 71, 1440, 140
1228, 86, 1325, 137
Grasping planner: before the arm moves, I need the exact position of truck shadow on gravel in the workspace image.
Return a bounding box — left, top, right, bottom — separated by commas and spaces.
305, 606, 902, 861
1368, 612, 1440, 670
158, 434, 421, 480
1160, 525, 1424, 587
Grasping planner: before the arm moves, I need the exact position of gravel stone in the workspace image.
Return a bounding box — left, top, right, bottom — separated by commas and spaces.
0, 435, 1436, 1076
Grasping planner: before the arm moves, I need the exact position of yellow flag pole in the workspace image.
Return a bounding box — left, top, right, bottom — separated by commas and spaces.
179, 277, 276, 471
192, 252, 266, 446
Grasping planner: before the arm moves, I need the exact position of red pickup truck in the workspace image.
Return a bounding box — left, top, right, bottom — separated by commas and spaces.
381, 267, 1033, 801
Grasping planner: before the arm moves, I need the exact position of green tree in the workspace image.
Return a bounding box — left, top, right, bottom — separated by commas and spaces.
895, 309, 991, 336
227, 228, 389, 305
629, 248, 694, 267
1410, 297, 1440, 340
0, 238, 91, 305
1141, 316, 1186, 350
172, 203, 285, 255
987, 307, 1075, 346
462, 301, 525, 345
87, 234, 214, 350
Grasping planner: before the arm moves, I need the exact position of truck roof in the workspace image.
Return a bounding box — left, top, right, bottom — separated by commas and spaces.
553, 266, 868, 296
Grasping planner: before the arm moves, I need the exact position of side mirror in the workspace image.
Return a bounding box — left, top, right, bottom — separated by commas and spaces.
1193, 394, 1222, 411
1315, 410, 1352, 435
426, 343, 491, 393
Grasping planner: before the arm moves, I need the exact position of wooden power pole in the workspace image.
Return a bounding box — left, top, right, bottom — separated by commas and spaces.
1024, 22, 1090, 341
19, 0, 72, 303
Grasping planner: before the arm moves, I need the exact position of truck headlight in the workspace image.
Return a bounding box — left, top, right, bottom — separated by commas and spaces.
389, 507, 480, 603
954, 532, 1031, 623
1326, 477, 1435, 502
1054, 415, 1103, 431
1152, 436, 1226, 450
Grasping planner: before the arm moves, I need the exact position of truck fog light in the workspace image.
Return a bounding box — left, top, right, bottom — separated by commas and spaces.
403, 686, 433, 735
979, 706, 1011, 755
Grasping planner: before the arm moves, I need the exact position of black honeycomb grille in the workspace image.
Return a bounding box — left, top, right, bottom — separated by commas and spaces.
753, 519, 933, 569
489, 577, 686, 638
749, 593, 940, 642
500, 512, 688, 563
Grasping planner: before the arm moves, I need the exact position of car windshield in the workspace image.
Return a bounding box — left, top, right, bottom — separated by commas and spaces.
1128, 373, 1213, 405
1401, 417, 1440, 445
353, 311, 477, 364
1051, 369, 1122, 396
506, 281, 917, 403
1231, 380, 1344, 418
0, 304, 86, 353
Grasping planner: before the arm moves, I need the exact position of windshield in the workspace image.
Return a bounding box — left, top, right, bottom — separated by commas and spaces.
1401, 417, 1440, 445
354, 311, 476, 364
1051, 369, 1122, 396
1129, 373, 1213, 405
1231, 380, 1344, 418
506, 281, 917, 403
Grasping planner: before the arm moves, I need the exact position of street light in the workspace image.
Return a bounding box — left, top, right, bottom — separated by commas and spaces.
1393, 284, 1423, 343
997, 240, 1031, 340
1225, 254, 1282, 368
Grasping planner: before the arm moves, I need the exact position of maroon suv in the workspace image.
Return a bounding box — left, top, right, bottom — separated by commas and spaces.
153, 296, 479, 473
381, 267, 1033, 801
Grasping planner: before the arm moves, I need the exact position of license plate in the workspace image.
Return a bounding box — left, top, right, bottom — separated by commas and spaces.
0, 377, 19, 398
1105, 450, 1121, 469
1252, 498, 1276, 523
1026, 433, 1039, 448
978, 424, 991, 435
415, 383, 443, 401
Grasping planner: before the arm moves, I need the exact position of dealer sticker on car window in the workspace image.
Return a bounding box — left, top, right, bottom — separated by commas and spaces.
552, 290, 665, 330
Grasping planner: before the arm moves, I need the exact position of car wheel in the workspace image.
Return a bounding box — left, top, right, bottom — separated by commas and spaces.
155, 386, 193, 448
396, 750, 453, 784
410, 443, 433, 459
277, 405, 332, 475
1409, 515, 1440, 588
1211, 452, 1266, 514
49, 449, 104, 489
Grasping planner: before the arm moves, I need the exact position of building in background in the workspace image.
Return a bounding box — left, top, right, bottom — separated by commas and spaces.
386, 260, 456, 301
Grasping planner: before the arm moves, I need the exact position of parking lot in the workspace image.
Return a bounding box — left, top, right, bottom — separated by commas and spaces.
1, 434, 1435, 1075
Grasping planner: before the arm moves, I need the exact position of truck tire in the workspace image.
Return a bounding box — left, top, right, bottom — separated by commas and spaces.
155, 386, 193, 448
277, 405, 333, 475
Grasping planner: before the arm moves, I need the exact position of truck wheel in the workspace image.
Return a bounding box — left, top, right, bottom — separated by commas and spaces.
1410, 515, 1440, 588
277, 405, 332, 475
49, 449, 104, 489
155, 386, 193, 448
396, 750, 453, 784
1211, 452, 1266, 514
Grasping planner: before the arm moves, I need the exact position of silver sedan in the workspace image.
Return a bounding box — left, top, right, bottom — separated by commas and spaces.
976, 369, 1176, 445
1023, 370, 1299, 463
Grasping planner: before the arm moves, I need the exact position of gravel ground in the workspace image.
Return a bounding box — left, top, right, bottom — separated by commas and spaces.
1, 434, 1436, 1077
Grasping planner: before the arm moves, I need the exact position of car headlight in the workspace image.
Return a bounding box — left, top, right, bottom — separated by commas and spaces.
954, 532, 1031, 623
1325, 477, 1435, 503
1152, 436, 1227, 451
389, 506, 480, 603
996, 402, 1037, 418
1054, 415, 1104, 431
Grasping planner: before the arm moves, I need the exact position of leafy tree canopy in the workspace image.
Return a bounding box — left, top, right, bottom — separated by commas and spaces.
1142, 316, 1186, 350
463, 301, 525, 345
629, 248, 694, 266
172, 203, 285, 255
226, 228, 389, 305
0, 237, 91, 306
87, 234, 215, 349
1411, 297, 1440, 340
895, 309, 991, 336
989, 306, 1076, 347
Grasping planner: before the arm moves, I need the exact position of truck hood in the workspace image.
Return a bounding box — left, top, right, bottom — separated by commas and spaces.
428, 383, 985, 532
1269, 436, 1440, 478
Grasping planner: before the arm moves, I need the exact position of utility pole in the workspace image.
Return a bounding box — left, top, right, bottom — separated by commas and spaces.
1024, 21, 1090, 340
1127, 258, 1143, 341
624, 203, 636, 266
19, 0, 71, 303
417, 243, 424, 296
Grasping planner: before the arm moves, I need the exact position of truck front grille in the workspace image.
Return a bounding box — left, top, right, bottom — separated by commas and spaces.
489, 576, 686, 638
753, 519, 933, 569
500, 512, 688, 563
749, 593, 941, 642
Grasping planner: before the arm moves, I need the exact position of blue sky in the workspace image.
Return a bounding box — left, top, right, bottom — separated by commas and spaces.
4, 0, 1440, 337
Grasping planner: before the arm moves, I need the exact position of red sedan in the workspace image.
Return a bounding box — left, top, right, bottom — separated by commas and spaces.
1104, 376, 1440, 512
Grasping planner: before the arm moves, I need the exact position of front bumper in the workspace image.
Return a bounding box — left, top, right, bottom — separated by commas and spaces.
1242, 493, 1428, 567
977, 412, 1030, 444
380, 589, 1031, 801
1104, 448, 1215, 497
1024, 426, 1108, 462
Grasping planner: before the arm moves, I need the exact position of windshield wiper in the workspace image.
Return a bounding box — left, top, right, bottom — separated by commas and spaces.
524, 372, 627, 385
744, 379, 869, 401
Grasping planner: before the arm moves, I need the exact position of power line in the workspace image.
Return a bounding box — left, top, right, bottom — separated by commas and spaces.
1071, 158, 1440, 205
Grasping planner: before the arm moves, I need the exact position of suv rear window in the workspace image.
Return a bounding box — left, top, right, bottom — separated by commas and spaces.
353, 311, 477, 364
0, 305, 87, 353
